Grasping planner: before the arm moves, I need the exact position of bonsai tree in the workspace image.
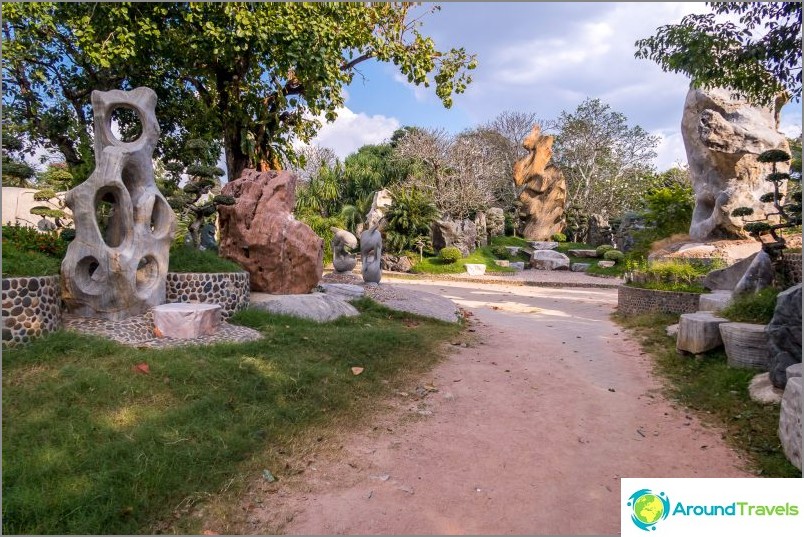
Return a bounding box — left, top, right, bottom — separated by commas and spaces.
29, 163, 76, 230
731, 149, 802, 260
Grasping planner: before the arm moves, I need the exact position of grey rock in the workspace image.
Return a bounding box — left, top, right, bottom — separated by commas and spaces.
531, 250, 570, 271
666, 324, 679, 337
250, 292, 359, 322
597, 260, 615, 268
677, 312, 729, 354
787, 363, 803, 379
682, 87, 791, 240
432, 217, 477, 257
474, 212, 488, 247
365, 189, 392, 230
779, 376, 802, 470
61, 88, 176, 320
464, 263, 487, 276
748, 373, 783, 404
587, 214, 613, 247
331, 227, 358, 273
699, 290, 733, 311
720, 322, 769, 370
505, 246, 521, 256
571, 263, 590, 272
381, 254, 413, 273
494, 259, 510, 267
702, 252, 758, 290
615, 212, 645, 253
767, 284, 802, 388
733, 250, 773, 296
568, 249, 598, 258
509, 262, 526, 271
320, 283, 365, 301
360, 227, 383, 284
199, 222, 218, 251
530, 241, 558, 250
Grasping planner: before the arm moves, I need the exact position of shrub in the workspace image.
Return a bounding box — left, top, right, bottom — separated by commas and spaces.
385, 187, 439, 254
603, 249, 624, 262
438, 246, 463, 264
490, 245, 510, 259
2, 223, 69, 258
624, 259, 717, 293
719, 288, 780, 324
596, 244, 615, 256
551, 232, 567, 242
168, 245, 243, 273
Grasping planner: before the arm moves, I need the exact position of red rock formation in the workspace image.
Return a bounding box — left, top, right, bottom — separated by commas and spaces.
218, 169, 323, 294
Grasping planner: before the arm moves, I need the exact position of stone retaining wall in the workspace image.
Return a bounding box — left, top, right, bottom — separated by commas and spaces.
2, 275, 62, 347
781, 253, 802, 286
165, 272, 250, 320
617, 285, 701, 316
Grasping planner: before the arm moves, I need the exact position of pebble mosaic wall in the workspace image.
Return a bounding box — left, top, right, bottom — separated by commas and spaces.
617, 284, 701, 316
2, 275, 62, 347
165, 272, 250, 320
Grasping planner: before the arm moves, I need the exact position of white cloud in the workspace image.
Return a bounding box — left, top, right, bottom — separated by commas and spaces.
392, 71, 432, 103
305, 106, 401, 159
653, 130, 688, 171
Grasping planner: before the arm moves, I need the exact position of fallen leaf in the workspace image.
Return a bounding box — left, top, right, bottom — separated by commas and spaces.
133, 363, 150, 374
351, 367, 364, 375
153, 326, 164, 338
202, 531, 219, 535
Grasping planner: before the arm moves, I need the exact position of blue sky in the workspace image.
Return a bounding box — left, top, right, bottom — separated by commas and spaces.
310, 2, 802, 171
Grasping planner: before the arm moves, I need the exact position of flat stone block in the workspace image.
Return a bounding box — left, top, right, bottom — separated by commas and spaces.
787, 363, 802, 379
571, 263, 590, 272
493, 259, 510, 267
568, 249, 598, 258
699, 290, 733, 312
676, 312, 729, 354
779, 376, 802, 470
250, 292, 359, 322
504, 246, 521, 256
597, 260, 615, 268
529, 241, 558, 250
720, 322, 769, 370
320, 283, 364, 301
509, 262, 525, 271
153, 303, 221, 339
465, 263, 487, 276
531, 250, 570, 271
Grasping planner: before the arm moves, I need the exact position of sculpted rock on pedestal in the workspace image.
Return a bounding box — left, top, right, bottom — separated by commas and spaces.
513, 126, 566, 240
61, 88, 177, 320
218, 169, 323, 294
331, 227, 358, 273
361, 227, 382, 284
681, 87, 790, 240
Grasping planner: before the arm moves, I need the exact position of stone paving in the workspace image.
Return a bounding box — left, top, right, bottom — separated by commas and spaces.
63, 310, 262, 349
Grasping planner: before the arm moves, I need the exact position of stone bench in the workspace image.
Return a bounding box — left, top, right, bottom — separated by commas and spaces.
152, 303, 222, 339
720, 322, 769, 370
676, 311, 729, 355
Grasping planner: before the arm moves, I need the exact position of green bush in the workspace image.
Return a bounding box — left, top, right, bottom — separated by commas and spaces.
551, 232, 567, 242
603, 249, 624, 262
596, 244, 615, 256
438, 246, 463, 264
624, 259, 720, 293
1, 241, 62, 277
2, 223, 69, 258
168, 245, 243, 273
490, 245, 510, 259
719, 288, 780, 324
385, 187, 439, 254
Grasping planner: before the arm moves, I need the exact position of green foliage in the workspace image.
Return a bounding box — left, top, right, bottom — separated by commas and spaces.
384, 187, 439, 254
295, 212, 344, 264
412, 246, 514, 275
490, 245, 511, 259
635, 2, 801, 104
731, 207, 755, 217
2, 224, 68, 258
1, 302, 460, 534
625, 258, 724, 293
168, 245, 243, 273
551, 232, 567, 242
438, 246, 463, 264
603, 249, 624, 262
1, 241, 62, 277
596, 244, 615, 256
719, 288, 780, 324
626, 181, 695, 261
759, 149, 794, 163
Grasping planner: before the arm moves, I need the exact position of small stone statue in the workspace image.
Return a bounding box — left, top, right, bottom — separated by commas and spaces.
331, 227, 358, 273
360, 226, 382, 284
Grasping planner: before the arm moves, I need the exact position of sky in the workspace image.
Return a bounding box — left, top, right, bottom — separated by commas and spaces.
308, 2, 803, 171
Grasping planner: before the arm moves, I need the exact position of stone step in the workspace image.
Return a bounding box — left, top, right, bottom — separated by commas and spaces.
676, 311, 729, 355
153, 302, 222, 339
720, 322, 769, 370
568, 249, 598, 258
699, 290, 734, 312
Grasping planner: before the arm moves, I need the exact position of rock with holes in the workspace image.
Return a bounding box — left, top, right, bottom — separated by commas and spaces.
218, 169, 323, 294
779, 375, 802, 470
61, 88, 177, 320
331, 227, 358, 273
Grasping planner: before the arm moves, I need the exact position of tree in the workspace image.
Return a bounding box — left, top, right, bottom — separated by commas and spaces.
551, 98, 659, 218
1, 131, 36, 187
635, 2, 802, 104
3, 3, 477, 182
384, 186, 439, 254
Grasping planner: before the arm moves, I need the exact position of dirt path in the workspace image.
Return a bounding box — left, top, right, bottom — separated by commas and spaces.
240, 280, 753, 535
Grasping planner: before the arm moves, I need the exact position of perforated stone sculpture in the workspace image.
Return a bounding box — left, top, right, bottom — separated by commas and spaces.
361, 226, 383, 284
513, 126, 566, 240
331, 227, 358, 273
61, 88, 176, 320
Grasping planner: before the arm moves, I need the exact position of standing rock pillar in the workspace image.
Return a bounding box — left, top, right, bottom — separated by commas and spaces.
61, 87, 176, 320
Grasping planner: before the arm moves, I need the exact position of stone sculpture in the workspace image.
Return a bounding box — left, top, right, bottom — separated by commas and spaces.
61, 88, 176, 320
767, 284, 802, 389
681, 87, 790, 240
331, 227, 358, 273
360, 226, 383, 284
218, 169, 323, 294
513, 126, 566, 240
365, 188, 392, 231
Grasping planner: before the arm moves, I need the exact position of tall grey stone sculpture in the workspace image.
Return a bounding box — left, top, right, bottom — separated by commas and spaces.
331, 227, 358, 273
61, 87, 176, 319
360, 226, 382, 284
681, 87, 790, 240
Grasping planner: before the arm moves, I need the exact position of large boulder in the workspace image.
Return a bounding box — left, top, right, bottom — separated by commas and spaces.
587, 214, 613, 247
365, 188, 393, 230
733, 250, 773, 295
432, 217, 477, 257
531, 250, 570, 271
681, 87, 790, 241
474, 211, 488, 247
703, 252, 759, 290
513, 126, 566, 240
218, 169, 323, 294
614, 212, 645, 253
767, 284, 802, 389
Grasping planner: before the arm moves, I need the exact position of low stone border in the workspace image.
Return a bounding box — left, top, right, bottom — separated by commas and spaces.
166, 271, 250, 320
617, 285, 701, 316
2, 275, 62, 348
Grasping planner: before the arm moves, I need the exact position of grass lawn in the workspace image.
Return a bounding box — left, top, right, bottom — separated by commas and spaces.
1, 241, 62, 277
168, 245, 244, 273
614, 312, 801, 478
1, 299, 461, 534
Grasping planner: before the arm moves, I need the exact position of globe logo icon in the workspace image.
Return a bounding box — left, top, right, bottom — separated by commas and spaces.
627, 489, 670, 531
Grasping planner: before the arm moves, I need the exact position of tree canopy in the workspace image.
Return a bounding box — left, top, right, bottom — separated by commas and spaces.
635, 2, 802, 104
2, 2, 477, 182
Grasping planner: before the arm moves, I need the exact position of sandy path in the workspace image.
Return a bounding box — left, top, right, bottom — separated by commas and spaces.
243, 281, 753, 535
